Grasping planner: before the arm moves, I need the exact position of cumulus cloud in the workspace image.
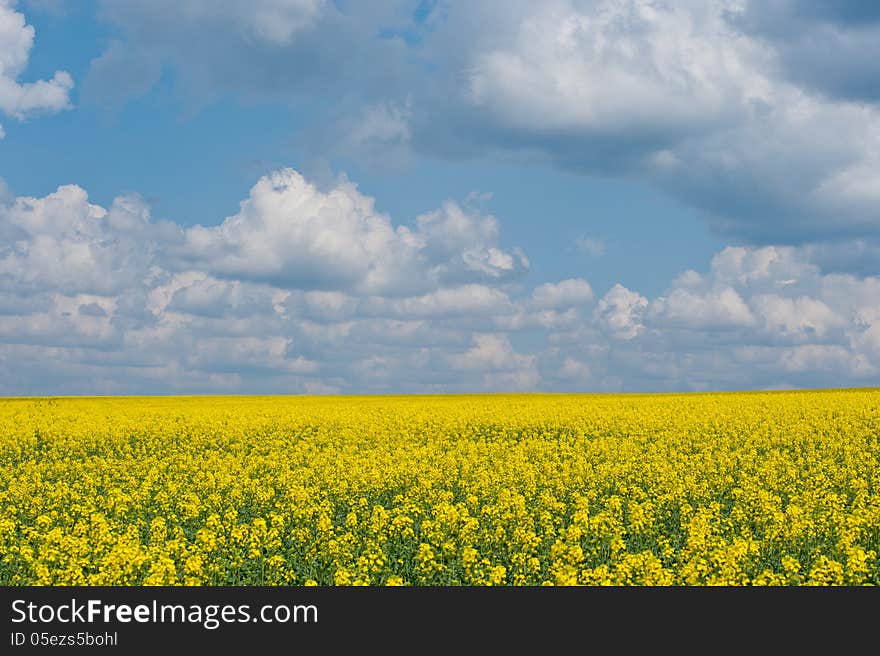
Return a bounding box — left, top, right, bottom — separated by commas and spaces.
558, 356, 590, 381
650, 286, 756, 331
531, 278, 593, 310
0, 168, 545, 394
577, 245, 880, 390
3, 171, 880, 394
381, 285, 513, 319
0, 185, 177, 295
596, 284, 647, 340
467, 1, 768, 146
448, 333, 539, 391
440, 0, 880, 248
180, 169, 402, 291
0, 0, 73, 133
179, 169, 526, 295
750, 295, 841, 342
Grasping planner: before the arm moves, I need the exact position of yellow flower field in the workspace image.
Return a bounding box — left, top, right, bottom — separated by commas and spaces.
2, 391, 879, 586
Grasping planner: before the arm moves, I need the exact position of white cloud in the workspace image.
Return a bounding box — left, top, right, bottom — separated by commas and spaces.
751, 295, 841, 341
706, 246, 814, 288
383, 285, 513, 319
2, 168, 880, 395
558, 356, 590, 381
495, 307, 580, 332
183, 336, 318, 375
531, 278, 593, 309
180, 169, 399, 291
448, 333, 507, 370
0, 185, 174, 295
649, 286, 756, 330
0, 0, 72, 126
432, 1, 880, 249
578, 244, 880, 389
180, 169, 526, 295
651, 90, 880, 241
596, 283, 647, 340
468, 1, 769, 140
412, 200, 529, 283
0, 168, 541, 393
448, 333, 539, 390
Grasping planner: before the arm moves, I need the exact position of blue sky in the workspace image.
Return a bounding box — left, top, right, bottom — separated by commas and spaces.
2, 0, 880, 394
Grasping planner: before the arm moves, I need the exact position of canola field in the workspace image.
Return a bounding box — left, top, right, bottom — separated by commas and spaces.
2, 391, 879, 586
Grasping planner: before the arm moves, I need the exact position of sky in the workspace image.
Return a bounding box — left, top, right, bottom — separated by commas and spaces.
1, 0, 880, 395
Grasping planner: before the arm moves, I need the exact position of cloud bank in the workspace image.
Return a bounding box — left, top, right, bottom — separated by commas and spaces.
2, 168, 879, 394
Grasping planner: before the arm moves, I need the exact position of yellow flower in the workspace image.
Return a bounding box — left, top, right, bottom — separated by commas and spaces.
2, 390, 878, 586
